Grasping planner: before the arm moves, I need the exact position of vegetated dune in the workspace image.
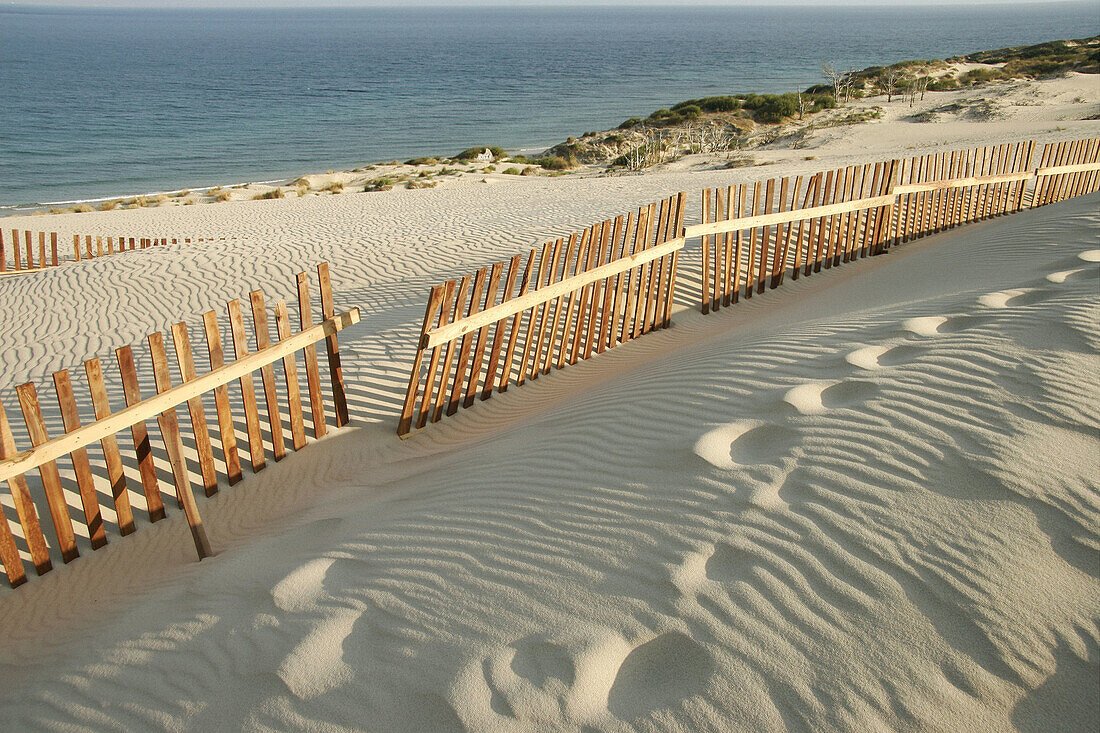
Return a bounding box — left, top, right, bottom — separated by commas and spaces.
0, 170, 1095, 728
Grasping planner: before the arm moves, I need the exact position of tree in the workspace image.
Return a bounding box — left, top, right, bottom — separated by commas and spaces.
878, 69, 901, 102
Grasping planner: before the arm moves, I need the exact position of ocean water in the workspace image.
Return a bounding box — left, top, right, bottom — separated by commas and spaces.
1, 3, 1096, 211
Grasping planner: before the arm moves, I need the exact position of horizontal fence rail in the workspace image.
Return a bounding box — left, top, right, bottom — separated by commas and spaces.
0, 232, 237, 275
398, 193, 686, 437
0, 263, 355, 589
1033, 138, 1100, 207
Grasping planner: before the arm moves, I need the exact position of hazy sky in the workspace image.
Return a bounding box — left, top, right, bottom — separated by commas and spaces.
4, 0, 1079, 7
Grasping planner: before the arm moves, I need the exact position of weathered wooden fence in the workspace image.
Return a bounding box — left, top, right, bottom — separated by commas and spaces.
397, 193, 687, 436
1033, 138, 1100, 207
695, 137, 1099, 312
0, 231, 235, 274
696, 159, 897, 312
0, 263, 356, 588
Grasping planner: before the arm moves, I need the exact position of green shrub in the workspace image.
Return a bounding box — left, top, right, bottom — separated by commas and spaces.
252, 188, 284, 200
672, 96, 742, 113
323, 181, 344, 193
502, 167, 522, 175
618, 117, 643, 129
453, 146, 505, 161
959, 67, 1004, 85
364, 177, 395, 192
405, 157, 439, 166
927, 76, 960, 91
530, 156, 572, 170
406, 179, 437, 189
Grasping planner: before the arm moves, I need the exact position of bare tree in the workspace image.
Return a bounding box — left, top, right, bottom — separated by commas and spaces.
797, 88, 808, 120
878, 69, 901, 102
822, 62, 844, 101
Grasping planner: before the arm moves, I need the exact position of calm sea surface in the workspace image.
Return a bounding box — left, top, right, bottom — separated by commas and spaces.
1, 3, 1096, 211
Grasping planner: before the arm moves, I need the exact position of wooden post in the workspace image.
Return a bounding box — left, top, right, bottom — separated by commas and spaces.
13, 230, 22, 270
171, 322, 220, 495
0, 229, 5, 272
465, 262, 504, 405
116, 346, 167, 521
84, 358, 136, 534
249, 291, 286, 460
200, 311, 243, 484
296, 273, 327, 438
448, 267, 488, 413
701, 190, 711, 314
148, 332, 213, 560
0, 401, 51, 575
51, 232, 58, 267
399, 285, 445, 436
418, 280, 457, 428
317, 263, 350, 426
25, 230, 33, 269
433, 275, 470, 421
15, 383, 79, 563
481, 254, 523, 398
495, 253, 535, 393
51, 370, 107, 549
227, 299, 266, 471
274, 301, 307, 450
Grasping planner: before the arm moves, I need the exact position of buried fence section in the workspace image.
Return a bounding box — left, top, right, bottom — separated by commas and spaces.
697, 162, 896, 313
0, 232, 236, 274
397, 193, 687, 437
1033, 137, 1100, 207
0, 263, 357, 589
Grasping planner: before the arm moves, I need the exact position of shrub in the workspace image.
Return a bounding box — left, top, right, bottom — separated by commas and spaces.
673, 96, 742, 113
174, 190, 191, 198
502, 167, 522, 175
406, 179, 437, 189
521, 166, 538, 176
453, 145, 505, 161
507, 154, 530, 163
927, 76, 960, 91
364, 177, 395, 192
215, 190, 232, 202
323, 181, 344, 193
959, 67, 1004, 85
405, 157, 439, 166
98, 200, 120, 211
603, 134, 625, 145
531, 156, 572, 170
71, 204, 94, 213
618, 117, 643, 129
252, 188, 284, 200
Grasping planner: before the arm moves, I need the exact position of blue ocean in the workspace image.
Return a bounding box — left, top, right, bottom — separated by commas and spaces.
1, 3, 1096, 211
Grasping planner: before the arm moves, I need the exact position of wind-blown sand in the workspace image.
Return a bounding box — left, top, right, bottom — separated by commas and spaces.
0, 80, 1097, 730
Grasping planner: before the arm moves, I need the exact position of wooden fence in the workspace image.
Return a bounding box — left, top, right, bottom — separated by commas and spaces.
694, 137, 1099, 312
0, 263, 356, 588
0, 231, 235, 275
397, 193, 687, 437
1033, 138, 1100, 207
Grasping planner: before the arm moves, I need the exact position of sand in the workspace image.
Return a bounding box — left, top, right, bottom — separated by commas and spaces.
0, 72, 1097, 731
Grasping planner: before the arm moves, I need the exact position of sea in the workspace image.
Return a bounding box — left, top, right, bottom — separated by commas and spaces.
1, 3, 1096, 213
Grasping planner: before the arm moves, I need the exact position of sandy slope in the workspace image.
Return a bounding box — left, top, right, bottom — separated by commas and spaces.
0, 78, 1098, 729
0, 169, 1096, 730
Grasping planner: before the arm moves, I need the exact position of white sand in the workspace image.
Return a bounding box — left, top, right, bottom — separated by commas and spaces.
0, 76, 1098, 730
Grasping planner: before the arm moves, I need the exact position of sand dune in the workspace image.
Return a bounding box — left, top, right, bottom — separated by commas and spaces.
0, 147, 1095, 732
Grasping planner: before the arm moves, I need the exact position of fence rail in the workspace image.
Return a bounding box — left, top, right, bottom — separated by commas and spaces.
398, 193, 686, 437
0, 263, 355, 588
0, 231, 236, 275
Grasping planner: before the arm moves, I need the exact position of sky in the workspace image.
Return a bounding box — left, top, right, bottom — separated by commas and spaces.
3, 0, 1079, 7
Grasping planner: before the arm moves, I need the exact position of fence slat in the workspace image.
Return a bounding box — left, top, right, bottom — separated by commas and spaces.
0, 402, 51, 574
84, 358, 136, 534
448, 266, 488, 414
249, 291, 286, 461
317, 263, 350, 427
398, 285, 445, 436
201, 312, 244, 485
481, 254, 523, 399
275, 301, 308, 451
227, 299, 267, 471
296, 273, 327, 439
171, 323, 219, 496
434, 275, 471, 420
116, 345, 167, 521
15, 383, 79, 563
419, 280, 457, 428
148, 333, 213, 560
464, 262, 504, 407
52, 370, 107, 549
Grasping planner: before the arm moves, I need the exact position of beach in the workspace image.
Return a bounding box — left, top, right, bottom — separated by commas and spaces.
0, 68, 1097, 731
